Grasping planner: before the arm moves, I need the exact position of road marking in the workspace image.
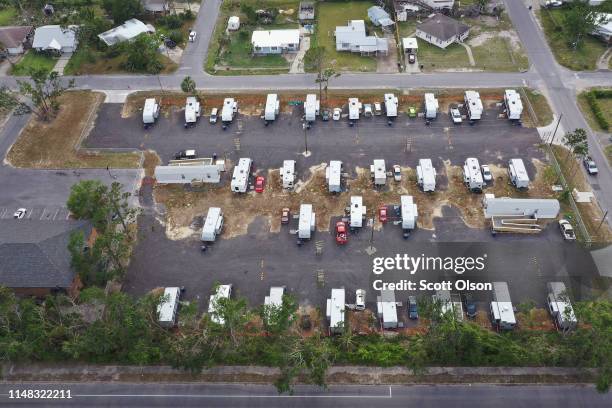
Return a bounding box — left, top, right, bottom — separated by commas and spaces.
40, 208, 47, 220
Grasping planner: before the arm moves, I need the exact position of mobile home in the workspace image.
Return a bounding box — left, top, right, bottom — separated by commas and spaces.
326, 160, 343, 193
304, 94, 320, 122
157, 287, 181, 328
504, 89, 523, 121
231, 158, 252, 193
208, 284, 233, 325
416, 158, 436, 192
370, 159, 386, 186
221, 98, 238, 123
482, 194, 560, 219
546, 282, 577, 331
184, 96, 201, 127
326, 288, 346, 334
424, 93, 439, 120
201, 207, 224, 242
281, 160, 296, 189
490, 282, 516, 330
154, 163, 221, 184
463, 157, 484, 192
508, 158, 530, 189
264, 93, 280, 122
401, 195, 418, 231
377, 289, 398, 329
384, 93, 398, 118
298, 204, 316, 240
348, 98, 362, 121
464, 90, 483, 121
350, 196, 366, 228
142, 98, 160, 127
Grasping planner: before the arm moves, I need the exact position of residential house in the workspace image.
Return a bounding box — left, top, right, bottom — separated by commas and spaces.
98, 18, 154, 46
0, 219, 93, 297
367, 6, 395, 31
0, 26, 33, 55
299, 2, 315, 23
592, 13, 612, 43
32, 25, 78, 54
335, 20, 389, 55
416, 13, 469, 49
251, 29, 301, 55
395, 1, 455, 21
142, 0, 169, 13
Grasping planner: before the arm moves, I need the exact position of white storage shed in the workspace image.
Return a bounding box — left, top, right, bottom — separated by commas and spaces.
228, 16, 240, 31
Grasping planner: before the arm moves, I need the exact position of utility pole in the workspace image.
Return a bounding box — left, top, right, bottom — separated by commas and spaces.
302, 122, 310, 156
550, 113, 563, 146
594, 210, 608, 238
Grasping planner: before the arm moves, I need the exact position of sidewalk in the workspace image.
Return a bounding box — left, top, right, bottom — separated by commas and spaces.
52, 52, 72, 75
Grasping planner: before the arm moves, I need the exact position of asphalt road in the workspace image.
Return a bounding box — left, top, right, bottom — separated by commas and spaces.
0, 383, 610, 407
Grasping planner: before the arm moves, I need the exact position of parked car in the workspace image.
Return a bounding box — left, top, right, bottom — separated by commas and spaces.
393, 165, 402, 181
13, 208, 27, 219
481, 165, 492, 182
408, 296, 418, 320
583, 156, 598, 175
209, 108, 218, 124
450, 106, 462, 124
558, 219, 576, 241
374, 102, 382, 115
281, 208, 290, 224
255, 176, 265, 193
462, 294, 477, 318
545, 0, 563, 8
175, 149, 196, 160
378, 205, 388, 223
332, 108, 342, 121
321, 109, 330, 121
363, 104, 373, 117
335, 221, 348, 245
407, 106, 417, 118
189, 30, 197, 42
408, 53, 416, 64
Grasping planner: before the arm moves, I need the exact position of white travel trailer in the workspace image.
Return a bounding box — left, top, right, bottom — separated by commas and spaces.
281, 160, 296, 189
298, 204, 316, 240
424, 93, 439, 120
326, 160, 343, 193
370, 159, 386, 186
231, 158, 253, 193
208, 284, 233, 325
201, 207, 224, 242
264, 286, 285, 308
184, 96, 201, 127
264, 93, 280, 123
463, 157, 484, 192
304, 94, 320, 122
401, 195, 418, 231
464, 90, 483, 121
348, 98, 362, 121
490, 282, 516, 331
504, 89, 523, 121
349, 196, 366, 228
221, 98, 238, 124
142, 98, 160, 128
384, 93, 398, 118
377, 290, 398, 329
547, 282, 577, 331
416, 158, 436, 192
157, 287, 181, 328
508, 158, 530, 189
326, 288, 346, 334
482, 194, 560, 219
433, 290, 464, 322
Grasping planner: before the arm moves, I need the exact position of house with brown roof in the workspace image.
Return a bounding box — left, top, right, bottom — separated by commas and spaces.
416, 13, 469, 49
0, 26, 33, 55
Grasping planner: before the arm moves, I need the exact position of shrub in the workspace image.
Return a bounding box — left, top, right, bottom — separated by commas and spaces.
158, 14, 182, 29
586, 91, 610, 131
169, 30, 184, 44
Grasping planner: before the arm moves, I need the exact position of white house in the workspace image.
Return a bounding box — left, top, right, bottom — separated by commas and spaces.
335, 20, 388, 55
0, 26, 32, 55
251, 29, 300, 55
32, 25, 78, 53
395, 0, 455, 21
416, 13, 469, 49
98, 19, 153, 46
592, 13, 612, 43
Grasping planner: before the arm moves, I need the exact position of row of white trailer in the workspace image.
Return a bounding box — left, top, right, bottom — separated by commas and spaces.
463, 157, 531, 192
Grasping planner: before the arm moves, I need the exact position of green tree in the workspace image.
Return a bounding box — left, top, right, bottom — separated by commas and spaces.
181, 76, 196, 93
16, 69, 75, 121
562, 1, 609, 49
102, 0, 142, 25
67, 180, 108, 229
0, 86, 19, 112
123, 34, 162, 74
260, 294, 297, 336
208, 289, 251, 347
316, 66, 340, 108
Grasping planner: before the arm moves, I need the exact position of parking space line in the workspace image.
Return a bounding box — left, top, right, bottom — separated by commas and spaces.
0, 208, 6, 219
40, 208, 47, 220
52, 208, 60, 220
26, 208, 33, 219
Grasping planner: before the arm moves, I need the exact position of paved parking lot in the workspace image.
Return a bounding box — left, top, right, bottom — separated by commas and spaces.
0, 206, 71, 220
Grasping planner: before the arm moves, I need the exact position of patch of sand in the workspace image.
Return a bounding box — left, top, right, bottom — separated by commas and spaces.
469, 30, 522, 51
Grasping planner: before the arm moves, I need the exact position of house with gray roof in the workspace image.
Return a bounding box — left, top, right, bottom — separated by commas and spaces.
0, 26, 33, 55
335, 20, 388, 55
142, 0, 169, 13
0, 219, 92, 297
367, 6, 395, 31
32, 25, 78, 54
98, 18, 154, 47
416, 13, 469, 49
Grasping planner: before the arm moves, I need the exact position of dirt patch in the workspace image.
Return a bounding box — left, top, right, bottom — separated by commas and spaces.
143, 150, 161, 178
347, 309, 377, 335
469, 30, 521, 51
7, 91, 141, 169
516, 308, 556, 332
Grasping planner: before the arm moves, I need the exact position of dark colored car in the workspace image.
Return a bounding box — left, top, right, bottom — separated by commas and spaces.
408, 296, 418, 320
463, 294, 477, 318
321, 109, 330, 121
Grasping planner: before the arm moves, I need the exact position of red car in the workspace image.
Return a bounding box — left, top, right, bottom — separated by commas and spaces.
255, 176, 265, 193
335, 221, 348, 245
378, 206, 388, 223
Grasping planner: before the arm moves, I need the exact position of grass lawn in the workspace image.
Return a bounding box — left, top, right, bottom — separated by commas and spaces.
539, 9, 607, 71
64, 48, 177, 75
577, 90, 612, 133
7, 91, 141, 169
471, 37, 529, 72
221, 29, 288, 68
417, 40, 470, 71
316, 1, 377, 72
10, 50, 58, 76
522, 88, 553, 127
0, 6, 17, 26
606, 145, 612, 166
